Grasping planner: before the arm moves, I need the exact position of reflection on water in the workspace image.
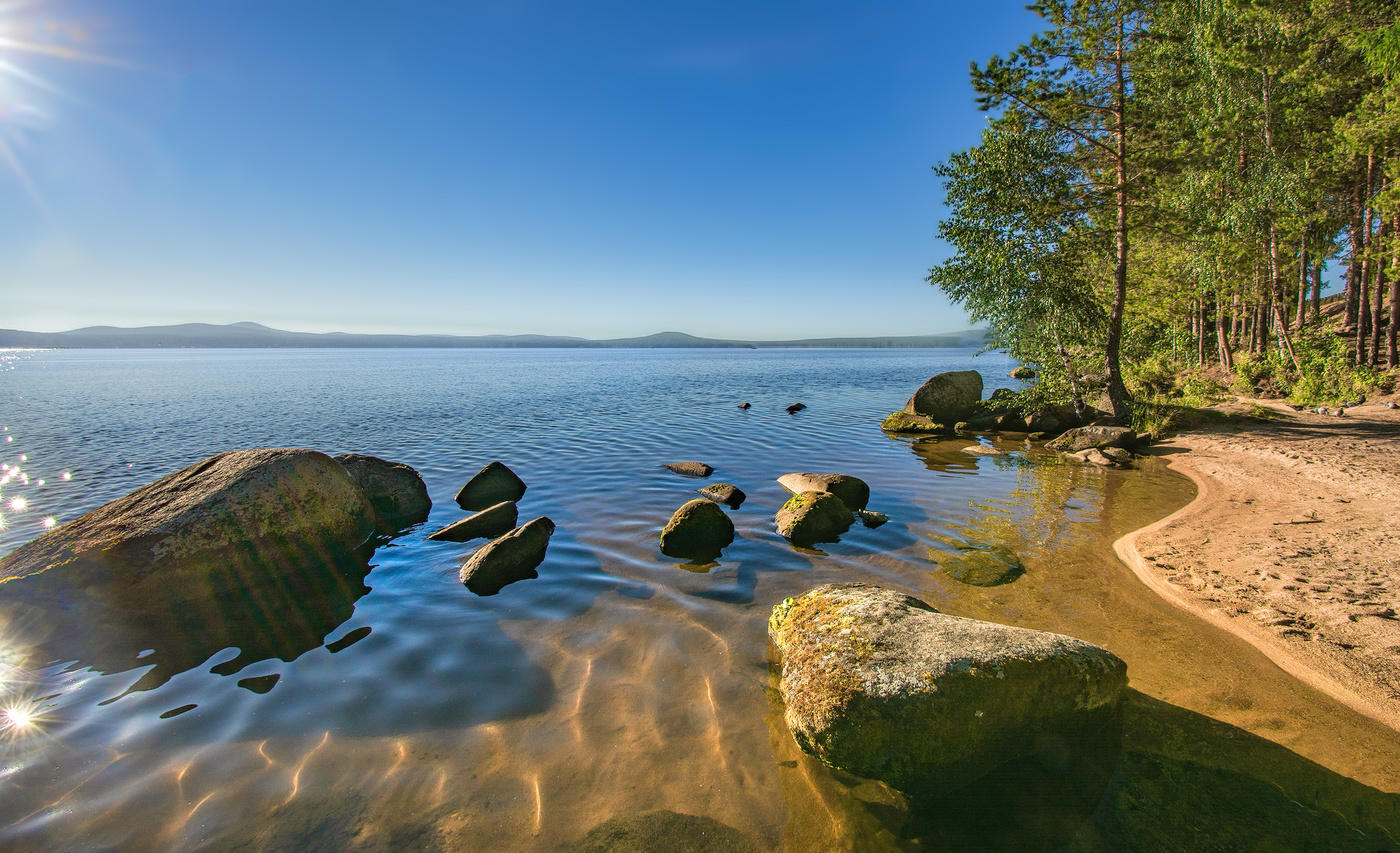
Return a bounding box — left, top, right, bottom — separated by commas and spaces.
0, 349, 1396, 851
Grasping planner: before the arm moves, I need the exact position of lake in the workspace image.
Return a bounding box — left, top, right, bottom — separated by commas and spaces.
0, 347, 1397, 851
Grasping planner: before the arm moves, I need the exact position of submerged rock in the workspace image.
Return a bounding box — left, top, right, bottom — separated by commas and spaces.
697, 482, 746, 509
665, 461, 714, 478
935, 544, 1024, 586
0, 448, 374, 587
334, 453, 431, 529
1047, 425, 1136, 453
459, 517, 555, 595
455, 461, 528, 510
775, 491, 853, 546
660, 499, 735, 560
881, 411, 946, 434
903, 370, 983, 425
768, 583, 1128, 798
737, 402, 751, 410
777, 472, 870, 511
570, 810, 759, 853
427, 500, 518, 542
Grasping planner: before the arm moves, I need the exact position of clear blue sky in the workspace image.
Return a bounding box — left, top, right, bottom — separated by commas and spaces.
0, 0, 1045, 339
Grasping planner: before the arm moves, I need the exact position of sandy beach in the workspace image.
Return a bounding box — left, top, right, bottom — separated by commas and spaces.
1117, 396, 1400, 732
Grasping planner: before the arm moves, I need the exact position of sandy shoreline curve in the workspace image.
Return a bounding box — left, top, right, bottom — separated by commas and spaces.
1114, 397, 1400, 732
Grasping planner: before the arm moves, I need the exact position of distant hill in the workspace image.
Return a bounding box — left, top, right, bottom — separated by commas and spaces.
0, 323, 987, 349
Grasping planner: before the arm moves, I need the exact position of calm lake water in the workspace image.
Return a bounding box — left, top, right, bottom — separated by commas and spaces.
0, 347, 1398, 852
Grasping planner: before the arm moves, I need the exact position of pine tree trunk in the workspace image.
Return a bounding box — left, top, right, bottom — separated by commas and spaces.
1390, 212, 1399, 369
1372, 205, 1388, 364
1216, 296, 1234, 371
1104, 18, 1131, 422
1345, 160, 1368, 334
1294, 236, 1307, 331
1269, 222, 1300, 371
1311, 263, 1322, 324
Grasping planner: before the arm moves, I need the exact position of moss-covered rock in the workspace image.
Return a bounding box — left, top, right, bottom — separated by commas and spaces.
1046, 425, 1137, 453
776, 472, 870, 511
934, 544, 1024, 586
665, 461, 714, 478
774, 491, 853, 545
881, 412, 946, 434
455, 461, 527, 510
768, 583, 1128, 799
1009, 366, 1037, 379
903, 370, 984, 424
697, 482, 746, 509
459, 517, 554, 595
660, 499, 735, 560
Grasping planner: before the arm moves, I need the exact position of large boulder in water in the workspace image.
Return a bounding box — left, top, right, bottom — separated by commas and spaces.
333, 453, 431, 529
0, 449, 378, 690
777, 472, 870, 512
0, 448, 375, 587
460, 517, 555, 595
768, 583, 1128, 798
660, 499, 735, 560
903, 370, 983, 425
774, 491, 853, 546
455, 461, 527, 510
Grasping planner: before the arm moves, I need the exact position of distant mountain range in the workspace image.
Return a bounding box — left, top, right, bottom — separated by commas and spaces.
0, 322, 987, 349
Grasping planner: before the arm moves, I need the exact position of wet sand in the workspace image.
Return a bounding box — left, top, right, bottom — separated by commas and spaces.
1119, 398, 1400, 733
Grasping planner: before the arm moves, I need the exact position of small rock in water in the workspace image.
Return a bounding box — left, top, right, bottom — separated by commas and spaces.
786, 403, 806, 413
962, 445, 1003, 456
660, 499, 735, 560
775, 491, 853, 545
1101, 447, 1133, 465
665, 461, 713, 478
1082, 448, 1117, 467
777, 472, 870, 511
427, 500, 518, 542
881, 412, 945, 434
737, 402, 751, 410
697, 482, 746, 509
455, 461, 527, 510
857, 509, 887, 528
459, 517, 555, 595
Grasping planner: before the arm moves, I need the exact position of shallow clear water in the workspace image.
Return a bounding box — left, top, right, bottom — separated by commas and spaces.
0, 348, 1397, 852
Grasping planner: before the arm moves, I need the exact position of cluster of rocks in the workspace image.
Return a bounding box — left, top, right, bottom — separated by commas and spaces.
656, 465, 885, 561
881, 369, 1150, 469
734, 401, 807, 414
428, 460, 555, 596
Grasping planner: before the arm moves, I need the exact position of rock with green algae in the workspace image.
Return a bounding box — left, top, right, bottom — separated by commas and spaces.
569, 810, 759, 853
697, 482, 746, 509
660, 499, 735, 560
934, 544, 1024, 586
774, 491, 853, 546
768, 583, 1128, 799
776, 472, 870, 511
880, 411, 946, 434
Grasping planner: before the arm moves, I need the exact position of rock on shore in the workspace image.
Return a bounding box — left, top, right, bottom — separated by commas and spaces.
1046, 425, 1136, 453
768, 583, 1128, 797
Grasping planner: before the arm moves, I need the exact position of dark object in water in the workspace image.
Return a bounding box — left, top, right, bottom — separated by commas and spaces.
698, 482, 746, 509
660, 499, 735, 560
455, 461, 528, 510
665, 461, 713, 478
737, 402, 751, 409
428, 500, 519, 542
460, 517, 555, 595
786, 403, 806, 413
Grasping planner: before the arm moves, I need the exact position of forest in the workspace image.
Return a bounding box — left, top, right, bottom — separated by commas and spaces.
929, 0, 1400, 427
